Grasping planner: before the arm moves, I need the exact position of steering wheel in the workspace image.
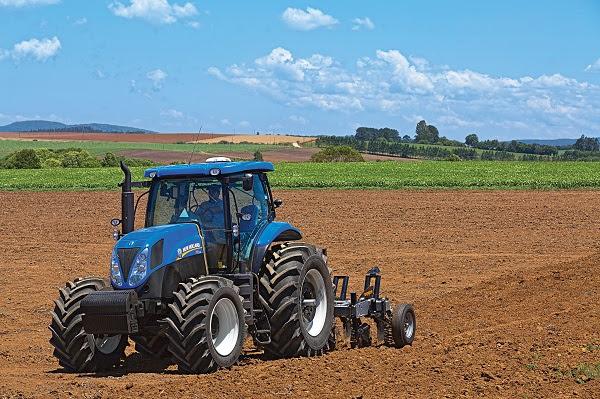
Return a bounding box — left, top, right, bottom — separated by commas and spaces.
189, 205, 215, 222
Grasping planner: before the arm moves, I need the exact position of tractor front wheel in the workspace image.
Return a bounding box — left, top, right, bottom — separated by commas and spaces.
49, 277, 127, 372
131, 334, 170, 359
165, 276, 245, 374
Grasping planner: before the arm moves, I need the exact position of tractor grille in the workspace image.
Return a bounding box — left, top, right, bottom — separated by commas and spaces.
118, 247, 140, 279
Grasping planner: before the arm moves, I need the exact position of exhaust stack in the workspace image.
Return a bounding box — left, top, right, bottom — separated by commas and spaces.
120, 161, 135, 235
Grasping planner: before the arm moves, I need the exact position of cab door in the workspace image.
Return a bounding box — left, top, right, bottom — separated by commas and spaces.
227, 174, 270, 271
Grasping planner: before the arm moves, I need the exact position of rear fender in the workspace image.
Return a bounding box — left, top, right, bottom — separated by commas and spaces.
250, 222, 302, 273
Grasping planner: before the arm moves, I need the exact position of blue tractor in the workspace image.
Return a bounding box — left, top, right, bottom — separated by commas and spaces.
49, 158, 415, 373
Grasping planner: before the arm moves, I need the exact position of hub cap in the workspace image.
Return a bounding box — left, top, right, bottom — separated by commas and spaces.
210, 297, 240, 357
94, 335, 121, 355
301, 269, 327, 337
403, 311, 415, 340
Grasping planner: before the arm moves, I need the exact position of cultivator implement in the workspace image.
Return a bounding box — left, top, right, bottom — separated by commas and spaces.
333, 267, 415, 348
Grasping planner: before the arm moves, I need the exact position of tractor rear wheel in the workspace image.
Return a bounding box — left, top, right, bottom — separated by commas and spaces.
258, 242, 335, 358
165, 276, 245, 374
48, 277, 127, 372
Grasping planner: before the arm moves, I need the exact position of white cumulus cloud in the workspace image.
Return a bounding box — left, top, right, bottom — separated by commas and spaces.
161, 109, 184, 118
352, 17, 374, 31
0, 0, 58, 6
109, 0, 197, 24
282, 7, 338, 31
376, 49, 434, 93
146, 68, 167, 89
208, 47, 600, 137
1, 36, 61, 61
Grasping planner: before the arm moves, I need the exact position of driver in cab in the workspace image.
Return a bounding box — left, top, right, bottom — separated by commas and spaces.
193, 184, 225, 242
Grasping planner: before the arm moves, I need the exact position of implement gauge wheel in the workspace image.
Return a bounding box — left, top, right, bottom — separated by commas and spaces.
165, 276, 245, 374
386, 303, 416, 348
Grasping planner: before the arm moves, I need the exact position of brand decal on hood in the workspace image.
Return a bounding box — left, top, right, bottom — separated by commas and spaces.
177, 242, 201, 259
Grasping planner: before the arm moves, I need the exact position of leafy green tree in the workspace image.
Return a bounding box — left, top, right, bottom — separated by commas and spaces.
573, 135, 599, 152
415, 120, 440, 144
428, 125, 440, 142
355, 127, 399, 141
61, 150, 101, 168
2, 149, 42, 169
253, 150, 263, 161
465, 133, 479, 147
415, 120, 429, 143
101, 152, 119, 167
42, 158, 62, 168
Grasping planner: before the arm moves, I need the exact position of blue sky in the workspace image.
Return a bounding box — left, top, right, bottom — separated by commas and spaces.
1, 0, 599, 140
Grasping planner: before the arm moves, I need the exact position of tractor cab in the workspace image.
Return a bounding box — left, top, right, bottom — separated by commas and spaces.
144, 160, 271, 272
110, 158, 300, 295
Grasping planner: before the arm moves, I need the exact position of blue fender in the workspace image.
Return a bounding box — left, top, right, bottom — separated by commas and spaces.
250, 221, 302, 273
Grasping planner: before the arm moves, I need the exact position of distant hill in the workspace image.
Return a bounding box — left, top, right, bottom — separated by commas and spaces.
518, 138, 579, 147
0, 120, 152, 133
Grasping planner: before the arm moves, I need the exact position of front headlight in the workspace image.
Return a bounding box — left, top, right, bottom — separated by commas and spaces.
110, 249, 124, 287
128, 247, 149, 286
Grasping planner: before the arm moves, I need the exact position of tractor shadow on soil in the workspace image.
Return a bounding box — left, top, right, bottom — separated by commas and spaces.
48, 351, 271, 376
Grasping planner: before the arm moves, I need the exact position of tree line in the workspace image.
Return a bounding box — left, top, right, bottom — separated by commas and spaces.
316, 121, 600, 161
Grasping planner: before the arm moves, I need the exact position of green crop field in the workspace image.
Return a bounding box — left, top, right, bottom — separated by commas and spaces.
0, 139, 280, 158
1, 161, 600, 191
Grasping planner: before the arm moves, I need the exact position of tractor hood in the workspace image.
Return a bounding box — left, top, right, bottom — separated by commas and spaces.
117, 223, 201, 250
112, 223, 204, 289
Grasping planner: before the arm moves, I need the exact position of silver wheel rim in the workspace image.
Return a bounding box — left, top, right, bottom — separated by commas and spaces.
301, 269, 327, 337
94, 335, 121, 355
210, 297, 240, 357
403, 311, 415, 340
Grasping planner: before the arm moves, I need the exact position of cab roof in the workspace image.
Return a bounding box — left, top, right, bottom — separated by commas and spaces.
144, 161, 274, 178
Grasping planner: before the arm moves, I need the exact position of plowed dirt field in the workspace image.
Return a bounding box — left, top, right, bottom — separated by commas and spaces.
1, 190, 599, 398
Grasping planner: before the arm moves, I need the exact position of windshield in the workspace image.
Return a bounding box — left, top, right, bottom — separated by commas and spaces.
146, 174, 272, 271
146, 177, 226, 238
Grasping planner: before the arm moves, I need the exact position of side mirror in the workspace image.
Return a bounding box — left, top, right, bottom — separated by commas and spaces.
242, 174, 253, 191
273, 199, 283, 209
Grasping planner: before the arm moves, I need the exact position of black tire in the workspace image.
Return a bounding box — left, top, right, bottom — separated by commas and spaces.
165, 276, 245, 374
258, 242, 335, 358
49, 277, 127, 372
385, 304, 416, 348
131, 334, 170, 359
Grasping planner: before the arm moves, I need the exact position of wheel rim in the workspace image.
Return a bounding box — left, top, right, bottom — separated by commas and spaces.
94, 335, 121, 355
301, 269, 327, 337
403, 311, 415, 340
210, 297, 240, 357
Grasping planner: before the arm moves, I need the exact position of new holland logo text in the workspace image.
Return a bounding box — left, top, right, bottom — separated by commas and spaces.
177, 242, 201, 259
